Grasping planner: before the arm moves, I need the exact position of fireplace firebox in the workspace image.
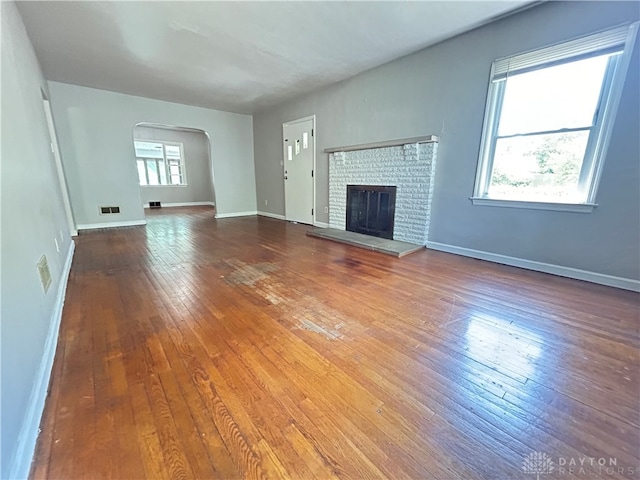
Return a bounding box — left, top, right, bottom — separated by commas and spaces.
346, 185, 396, 240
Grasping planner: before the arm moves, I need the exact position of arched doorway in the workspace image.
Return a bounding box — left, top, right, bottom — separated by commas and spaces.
132, 123, 216, 213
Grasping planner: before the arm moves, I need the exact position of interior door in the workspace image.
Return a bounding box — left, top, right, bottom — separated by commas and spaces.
283, 118, 314, 224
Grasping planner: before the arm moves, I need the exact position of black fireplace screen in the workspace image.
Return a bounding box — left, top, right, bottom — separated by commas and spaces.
346, 185, 396, 240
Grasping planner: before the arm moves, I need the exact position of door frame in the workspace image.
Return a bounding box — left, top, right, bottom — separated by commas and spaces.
42, 93, 77, 236
282, 114, 316, 224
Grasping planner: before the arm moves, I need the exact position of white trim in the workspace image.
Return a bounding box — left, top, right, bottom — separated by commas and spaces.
143, 201, 214, 208
492, 23, 632, 77
140, 185, 189, 188
473, 22, 638, 207
324, 135, 439, 153
283, 115, 316, 225
586, 22, 639, 203
313, 221, 330, 228
43, 98, 76, 236
214, 211, 258, 219
8, 241, 75, 480
257, 211, 286, 220
283, 114, 316, 126
470, 197, 597, 213
312, 117, 316, 226
426, 241, 639, 292
77, 219, 147, 230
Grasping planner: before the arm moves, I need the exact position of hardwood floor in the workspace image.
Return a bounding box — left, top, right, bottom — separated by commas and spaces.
31, 206, 639, 479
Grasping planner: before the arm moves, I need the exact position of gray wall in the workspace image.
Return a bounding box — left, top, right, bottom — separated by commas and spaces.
1, 2, 74, 477
253, 1, 640, 280
48, 82, 256, 227
133, 126, 215, 206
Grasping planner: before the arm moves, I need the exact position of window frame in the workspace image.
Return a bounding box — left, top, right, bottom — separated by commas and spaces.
471, 22, 638, 213
135, 140, 187, 187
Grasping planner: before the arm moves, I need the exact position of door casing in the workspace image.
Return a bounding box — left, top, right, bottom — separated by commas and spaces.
282, 115, 316, 225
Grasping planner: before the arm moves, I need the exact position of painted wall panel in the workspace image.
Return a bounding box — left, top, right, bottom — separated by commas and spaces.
1, 3, 74, 477
48, 82, 255, 225
253, 1, 640, 280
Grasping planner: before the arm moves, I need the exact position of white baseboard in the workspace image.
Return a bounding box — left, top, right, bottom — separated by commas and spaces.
313, 221, 330, 228
257, 211, 286, 220
143, 201, 215, 208
77, 219, 147, 230
215, 211, 258, 219
426, 241, 640, 292
8, 240, 75, 480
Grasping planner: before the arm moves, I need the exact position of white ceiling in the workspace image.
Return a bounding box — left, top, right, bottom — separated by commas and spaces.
17, 1, 531, 114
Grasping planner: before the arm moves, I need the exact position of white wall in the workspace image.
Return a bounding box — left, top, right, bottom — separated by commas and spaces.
253, 1, 640, 283
47, 82, 256, 227
133, 126, 215, 207
1, 2, 75, 478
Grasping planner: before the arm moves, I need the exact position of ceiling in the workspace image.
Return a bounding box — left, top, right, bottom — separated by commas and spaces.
17, 1, 532, 114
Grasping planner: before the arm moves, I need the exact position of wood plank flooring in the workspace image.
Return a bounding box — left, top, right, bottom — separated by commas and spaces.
31, 206, 640, 479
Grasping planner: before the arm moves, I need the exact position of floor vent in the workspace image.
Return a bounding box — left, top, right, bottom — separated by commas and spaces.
149, 201, 162, 209
99, 206, 121, 215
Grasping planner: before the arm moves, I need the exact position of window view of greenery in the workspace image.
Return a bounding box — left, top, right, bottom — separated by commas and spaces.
487, 54, 610, 201
490, 131, 589, 201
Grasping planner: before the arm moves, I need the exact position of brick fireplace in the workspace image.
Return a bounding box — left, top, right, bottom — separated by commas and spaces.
327, 137, 438, 245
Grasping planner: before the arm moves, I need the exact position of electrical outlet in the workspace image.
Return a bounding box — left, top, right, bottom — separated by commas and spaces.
265, 200, 268, 206
54, 237, 60, 253
324, 206, 328, 213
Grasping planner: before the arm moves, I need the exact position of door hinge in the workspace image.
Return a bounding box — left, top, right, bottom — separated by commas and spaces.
311, 170, 314, 177
312, 208, 314, 215
311, 129, 314, 137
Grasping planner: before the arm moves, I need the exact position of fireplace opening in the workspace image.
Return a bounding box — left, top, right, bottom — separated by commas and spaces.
346, 185, 396, 240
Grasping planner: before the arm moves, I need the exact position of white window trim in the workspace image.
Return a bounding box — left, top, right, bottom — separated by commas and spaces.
135, 139, 187, 186
470, 198, 597, 213
471, 22, 638, 212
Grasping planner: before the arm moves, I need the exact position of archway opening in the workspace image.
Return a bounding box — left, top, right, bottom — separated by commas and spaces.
132, 123, 216, 215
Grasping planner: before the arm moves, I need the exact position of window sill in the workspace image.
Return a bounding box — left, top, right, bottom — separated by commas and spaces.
470, 197, 597, 213
140, 184, 188, 188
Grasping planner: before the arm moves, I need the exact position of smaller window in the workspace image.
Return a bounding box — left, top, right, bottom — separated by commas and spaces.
472, 23, 638, 210
134, 140, 186, 186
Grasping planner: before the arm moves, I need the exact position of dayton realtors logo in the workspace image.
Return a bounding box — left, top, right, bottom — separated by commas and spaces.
523, 451, 639, 478
522, 452, 554, 479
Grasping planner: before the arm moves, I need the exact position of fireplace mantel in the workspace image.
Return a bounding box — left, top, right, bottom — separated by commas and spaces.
324, 135, 438, 154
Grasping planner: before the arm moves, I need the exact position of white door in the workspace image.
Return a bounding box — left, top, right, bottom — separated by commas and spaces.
283, 117, 314, 224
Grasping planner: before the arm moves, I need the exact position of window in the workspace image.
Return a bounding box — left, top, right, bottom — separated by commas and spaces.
472, 23, 638, 212
134, 140, 186, 186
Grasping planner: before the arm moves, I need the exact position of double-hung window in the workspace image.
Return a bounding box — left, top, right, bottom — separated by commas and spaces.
134, 140, 186, 186
472, 23, 638, 212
